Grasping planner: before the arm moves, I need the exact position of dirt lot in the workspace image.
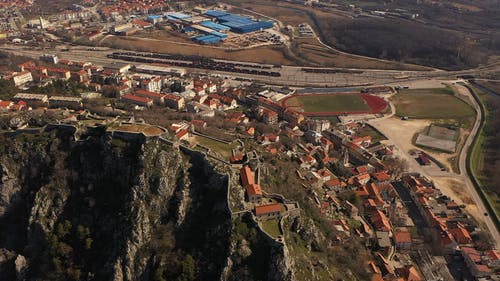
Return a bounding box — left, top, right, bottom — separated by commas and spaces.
373, 117, 462, 172
101, 36, 294, 65
433, 178, 482, 224
375, 117, 430, 154
372, 116, 483, 223
134, 29, 194, 44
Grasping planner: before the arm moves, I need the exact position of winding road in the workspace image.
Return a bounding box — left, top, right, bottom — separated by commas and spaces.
1, 40, 498, 246
369, 82, 500, 248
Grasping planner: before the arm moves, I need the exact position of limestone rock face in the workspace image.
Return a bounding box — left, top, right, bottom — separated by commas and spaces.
0, 129, 296, 280
14, 254, 27, 280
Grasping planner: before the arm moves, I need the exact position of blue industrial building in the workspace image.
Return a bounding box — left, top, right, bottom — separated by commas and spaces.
166, 12, 191, 21
147, 15, 163, 24
210, 31, 228, 38
204, 10, 229, 18
200, 21, 230, 31
193, 35, 222, 44
203, 10, 274, 33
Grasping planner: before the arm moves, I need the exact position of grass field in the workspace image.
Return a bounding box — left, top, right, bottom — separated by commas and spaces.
260, 220, 282, 238
192, 136, 238, 159
101, 36, 294, 66
392, 88, 475, 119
284, 94, 369, 113
111, 124, 165, 136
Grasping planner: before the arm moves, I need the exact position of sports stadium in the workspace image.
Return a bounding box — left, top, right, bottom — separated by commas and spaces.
281, 92, 388, 117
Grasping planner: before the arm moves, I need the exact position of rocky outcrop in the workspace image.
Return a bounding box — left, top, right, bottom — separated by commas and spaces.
0, 130, 226, 280
291, 216, 325, 252
0, 129, 296, 281
223, 213, 296, 281
267, 240, 295, 281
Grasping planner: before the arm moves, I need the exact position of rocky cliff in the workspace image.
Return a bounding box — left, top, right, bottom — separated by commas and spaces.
0, 128, 244, 281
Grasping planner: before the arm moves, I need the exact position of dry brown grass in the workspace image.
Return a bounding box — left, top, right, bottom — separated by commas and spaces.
134, 29, 194, 44
476, 81, 500, 94
293, 38, 429, 70
100, 1, 431, 70
101, 36, 294, 65
230, 1, 431, 70
451, 3, 483, 12
114, 124, 164, 136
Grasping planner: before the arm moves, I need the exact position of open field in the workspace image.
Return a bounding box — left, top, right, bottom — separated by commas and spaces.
101, 36, 294, 66
292, 38, 429, 70
106, 30, 429, 70
260, 220, 282, 238
192, 136, 238, 159
110, 123, 165, 136
134, 29, 194, 45
475, 80, 500, 94
391, 88, 476, 120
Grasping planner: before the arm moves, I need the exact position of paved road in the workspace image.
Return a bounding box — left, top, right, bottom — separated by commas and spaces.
456, 84, 500, 248
393, 181, 427, 228
2, 40, 499, 244
369, 83, 500, 248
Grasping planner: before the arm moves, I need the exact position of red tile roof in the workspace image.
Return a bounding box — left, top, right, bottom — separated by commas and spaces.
164, 94, 182, 101
486, 250, 500, 261
190, 119, 206, 127
135, 89, 165, 99
450, 225, 472, 244
240, 166, 254, 187
475, 264, 491, 273
325, 178, 341, 188
255, 203, 282, 215
371, 209, 391, 231
246, 183, 262, 197
175, 129, 189, 139
132, 19, 152, 27
121, 94, 152, 103
394, 231, 412, 244
372, 171, 391, 181
75, 70, 87, 75
0, 101, 13, 108
367, 183, 385, 206
396, 266, 422, 281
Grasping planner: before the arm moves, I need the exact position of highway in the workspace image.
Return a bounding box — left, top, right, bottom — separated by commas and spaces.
457, 83, 500, 248
2, 43, 498, 88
